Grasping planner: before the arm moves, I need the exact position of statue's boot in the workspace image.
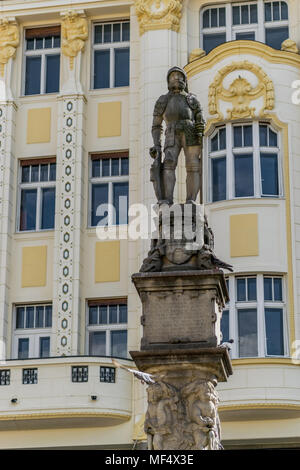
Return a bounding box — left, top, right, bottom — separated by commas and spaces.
186, 170, 200, 203
163, 169, 176, 205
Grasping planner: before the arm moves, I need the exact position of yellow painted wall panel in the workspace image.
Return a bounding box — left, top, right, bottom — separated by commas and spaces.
98, 102, 121, 137
95, 241, 120, 283
230, 214, 259, 257
27, 108, 51, 144
22, 246, 47, 287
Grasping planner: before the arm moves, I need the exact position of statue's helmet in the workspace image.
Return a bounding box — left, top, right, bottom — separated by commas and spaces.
167, 66, 188, 92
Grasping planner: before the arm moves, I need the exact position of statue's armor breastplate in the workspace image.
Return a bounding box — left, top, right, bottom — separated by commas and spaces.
163, 94, 193, 123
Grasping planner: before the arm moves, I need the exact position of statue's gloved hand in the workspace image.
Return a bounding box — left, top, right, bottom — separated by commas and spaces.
150, 146, 162, 161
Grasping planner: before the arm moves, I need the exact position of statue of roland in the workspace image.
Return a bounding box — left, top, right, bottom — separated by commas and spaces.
151, 66, 205, 205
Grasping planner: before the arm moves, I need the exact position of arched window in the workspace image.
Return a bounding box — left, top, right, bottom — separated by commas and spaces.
201, 1, 289, 54
208, 122, 282, 202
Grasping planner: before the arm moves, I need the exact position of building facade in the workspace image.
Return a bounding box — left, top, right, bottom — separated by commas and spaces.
0, 0, 300, 450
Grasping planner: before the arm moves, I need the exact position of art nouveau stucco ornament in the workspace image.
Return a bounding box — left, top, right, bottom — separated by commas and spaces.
135, 0, 183, 35
0, 17, 19, 77
281, 38, 299, 54
61, 11, 88, 70
208, 61, 274, 120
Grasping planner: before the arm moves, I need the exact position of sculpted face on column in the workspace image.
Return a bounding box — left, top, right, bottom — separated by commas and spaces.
150, 66, 206, 205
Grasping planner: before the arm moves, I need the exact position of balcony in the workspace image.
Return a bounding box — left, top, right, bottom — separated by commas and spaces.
0, 356, 132, 430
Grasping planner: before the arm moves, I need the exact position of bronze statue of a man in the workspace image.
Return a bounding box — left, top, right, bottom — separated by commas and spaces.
151, 66, 205, 204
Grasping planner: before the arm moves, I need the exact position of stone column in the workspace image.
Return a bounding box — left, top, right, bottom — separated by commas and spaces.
52, 11, 88, 356
0, 17, 19, 361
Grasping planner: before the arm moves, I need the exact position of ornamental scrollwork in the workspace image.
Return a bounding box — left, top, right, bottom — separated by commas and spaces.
135, 0, 183, 35
208, 61, 275, 121
61, 11, 88, 69
0, 17, 19, 77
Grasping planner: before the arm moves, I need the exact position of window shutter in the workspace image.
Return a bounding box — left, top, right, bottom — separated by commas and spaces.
25, 25, 61, 39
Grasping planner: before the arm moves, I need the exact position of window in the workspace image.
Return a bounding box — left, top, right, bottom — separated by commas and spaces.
72, 366, 88, 382
93, 21, 130, 89
0, 370, 10, 386
208, 122, 281, 202
90, 153, 129, 226
18, 159, 56, 231
100, 366, 116, 383
23, 368, 38, 384
24, 26, 61, 95
222, 275, 287, 358
201, 1, 289, 54
87, 300, 128, 358
14, 304, 52, 359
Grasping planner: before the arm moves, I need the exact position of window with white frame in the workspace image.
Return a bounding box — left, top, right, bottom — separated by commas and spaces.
87, 300, 128, 358
13, 304, 52, 359
221, 275, 287, 358
18, 159, 56, 231
24, 26, 61, 95
93, 21, 130, 89
201, 1, 289, 54
89, 152, 129, 227
208, 122, 281, 202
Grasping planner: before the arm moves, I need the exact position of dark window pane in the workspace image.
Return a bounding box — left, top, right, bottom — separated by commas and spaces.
238, 309, 258, 357
232, 6, 240, 25
247, 278, 257, 301
40, 337, 50, 358
221, 310, 229, 343
18, 338, 29, 359
244, 125, 253, 146
111, 330, 127, 358
234, 154, 254, 197
241, 4, 249, 24
41, 187, 55, 229
212, 157, 226, 202
104, 24, 112, 43
112, 158, 120, 176
259, 125, 268, 146
250, 4, 258, 23
274, 278, 283, 301
26, 307, 34, 328
219, 7, 226, 26
94, 50, 110, 89
89, 332, 106, 356
89, 306, 98, 325
40, 164, 48, 182
113, 23, 121, 42
237, 278, 246, 301
109, 305, 118, 324
20, 189, 37, 231
26, 38, 35, 50
265, 2, 272, 21
113, 182, 128, 225
236, 32, 255, 41
265, 308, 284, 355
36, 306, 44, 328
91, 183, 108, 226
36, 38, 43, 49
114, 48, 129, 87
45, 37, 52, 48
264, 277, 273, 300
45, 306, 52, 327
219, 127, 226, 149
121, 158, 129, 175
234, 126, 242, 147
203, 33, 226, 53
102, 159, 110, 176
46, 54, 60, 93
265, 26, 289, 50
260, 153, 279, 196
49, 163, 56, 181
22, 166, 30, 183
92, 160, 100, 178
16, 307, 25, 329
94, 25, 103, 43
211, 8, 218, 27
122, 22, 130, 41
99, 306, 108, 324
273, 1, 280, 20
31, 165, 39, 182
25, 56, 41, 95
211, 133, 218, 152
53, 36, 60, 48
281, 1, 288, 20
119, 305, 127, 323
203, 9, 210, 28
269, 129, 277, 147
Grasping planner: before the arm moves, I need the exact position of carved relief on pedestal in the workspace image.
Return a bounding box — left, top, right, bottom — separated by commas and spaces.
208, 61, 274, 121
0, 18, 19, 77
134, 0, 183, 35
61, 11, 88, 69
